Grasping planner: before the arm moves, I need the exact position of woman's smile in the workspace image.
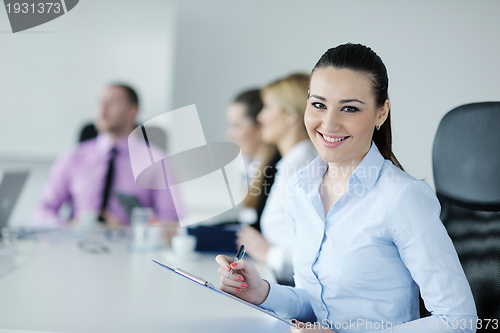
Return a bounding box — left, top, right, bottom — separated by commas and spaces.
317, 131, 350, 147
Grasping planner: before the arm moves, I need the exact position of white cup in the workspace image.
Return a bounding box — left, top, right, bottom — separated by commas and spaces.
77, 210, 98, 230
171, 234, 197, 257
130, 207, 154, 251
146, 225, 164, 250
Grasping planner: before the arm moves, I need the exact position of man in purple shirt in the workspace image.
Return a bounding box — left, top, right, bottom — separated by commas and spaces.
34, 84, 179, 227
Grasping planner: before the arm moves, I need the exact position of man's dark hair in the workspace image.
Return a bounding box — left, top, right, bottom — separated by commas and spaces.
110, 83, 139, 106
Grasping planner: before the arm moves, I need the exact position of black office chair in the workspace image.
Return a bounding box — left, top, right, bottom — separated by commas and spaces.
79, 122, 98, 143
432, 102, 500, 324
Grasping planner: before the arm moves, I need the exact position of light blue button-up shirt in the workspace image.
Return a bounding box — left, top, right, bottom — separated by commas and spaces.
260, 143, 477, 332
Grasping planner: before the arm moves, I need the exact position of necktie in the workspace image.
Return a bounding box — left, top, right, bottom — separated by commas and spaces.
98, 147, 118, 222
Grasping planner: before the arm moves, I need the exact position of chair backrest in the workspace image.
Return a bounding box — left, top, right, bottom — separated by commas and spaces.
432, 102, 500, 322
433, 102, 500, 208
78, 122, 98, 143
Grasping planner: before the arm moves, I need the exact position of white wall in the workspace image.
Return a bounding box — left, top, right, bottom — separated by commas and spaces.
0, 0, 177, 160
171, 0, 500, 187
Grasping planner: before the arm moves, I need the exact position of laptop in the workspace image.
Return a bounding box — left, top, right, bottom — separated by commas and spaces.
0, 171, 29, 232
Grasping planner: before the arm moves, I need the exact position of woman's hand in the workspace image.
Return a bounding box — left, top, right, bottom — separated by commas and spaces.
101, 210, 122, 228
291, 321, 337, 333
236, 225, 270, 264
215, 255, 270, 305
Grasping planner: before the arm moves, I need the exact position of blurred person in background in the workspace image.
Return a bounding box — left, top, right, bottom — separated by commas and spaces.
236, 74, 318, 285
226, 88, 281, 231
34, 83, 179, 232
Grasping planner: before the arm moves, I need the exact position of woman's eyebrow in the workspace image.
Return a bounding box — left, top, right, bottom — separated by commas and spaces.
309, 94, 326, 101
339, 99, 365, 105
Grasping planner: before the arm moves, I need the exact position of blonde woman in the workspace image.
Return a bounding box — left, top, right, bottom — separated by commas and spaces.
236, 73, 318, 285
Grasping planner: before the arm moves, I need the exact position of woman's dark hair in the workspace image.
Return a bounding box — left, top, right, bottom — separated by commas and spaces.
232, 88, 278, 211
312, 43, 404, 170
233, 89, 263, 125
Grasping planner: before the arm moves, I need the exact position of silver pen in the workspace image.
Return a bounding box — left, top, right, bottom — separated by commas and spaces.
228, 244, 245, 278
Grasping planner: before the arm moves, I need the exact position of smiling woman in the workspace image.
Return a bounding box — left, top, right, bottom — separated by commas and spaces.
305, 66, 391, 212
215, 43, 477, 333
306, 68, 387, 168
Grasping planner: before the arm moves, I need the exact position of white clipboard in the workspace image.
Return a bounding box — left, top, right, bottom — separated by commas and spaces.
152, 259, 295, 327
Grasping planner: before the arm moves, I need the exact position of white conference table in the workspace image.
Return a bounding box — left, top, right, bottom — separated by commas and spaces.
0, 231, 290, 333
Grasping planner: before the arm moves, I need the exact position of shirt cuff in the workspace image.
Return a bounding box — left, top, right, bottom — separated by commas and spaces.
259, 280, 287, 312
259, 280, 317, 323
33, 209, 65, 227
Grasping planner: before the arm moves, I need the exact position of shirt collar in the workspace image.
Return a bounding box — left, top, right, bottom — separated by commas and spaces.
297, 155, 328, 187
352, 142, 385, 191
297, 141, 385, 191
95, 132, 130, 154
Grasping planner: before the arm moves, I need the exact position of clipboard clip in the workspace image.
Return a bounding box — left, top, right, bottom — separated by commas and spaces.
175, 268, 214, 288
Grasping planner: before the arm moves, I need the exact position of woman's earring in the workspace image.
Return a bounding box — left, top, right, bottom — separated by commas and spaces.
376, 123, 381, 131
